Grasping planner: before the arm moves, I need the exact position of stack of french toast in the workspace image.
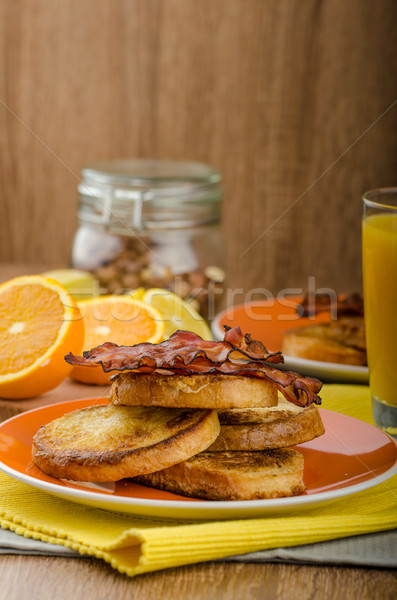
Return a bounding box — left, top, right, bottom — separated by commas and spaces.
32, 327, 325, 501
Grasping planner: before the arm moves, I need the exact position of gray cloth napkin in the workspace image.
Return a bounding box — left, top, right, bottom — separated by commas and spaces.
221, 530, 397, 568
1, 526, 396, 567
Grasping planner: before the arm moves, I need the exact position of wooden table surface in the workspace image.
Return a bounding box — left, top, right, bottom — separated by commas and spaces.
0, 265, 396, 599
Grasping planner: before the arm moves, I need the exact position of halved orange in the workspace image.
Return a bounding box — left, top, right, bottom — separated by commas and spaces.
70, 295, 165, 385
0, 275, 85, 399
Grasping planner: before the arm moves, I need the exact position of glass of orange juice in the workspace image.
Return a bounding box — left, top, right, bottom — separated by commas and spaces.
362, 188, 397, 440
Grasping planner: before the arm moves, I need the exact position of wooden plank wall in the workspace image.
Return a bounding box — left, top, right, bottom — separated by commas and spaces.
0, 0, 396, 296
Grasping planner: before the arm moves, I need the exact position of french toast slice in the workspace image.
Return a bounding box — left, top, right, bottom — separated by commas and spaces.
32, 404, 220, 482
208, 398, 325, 451
134, 449, 306, 500
282, 317, 366, 366
110, 372, 278, 409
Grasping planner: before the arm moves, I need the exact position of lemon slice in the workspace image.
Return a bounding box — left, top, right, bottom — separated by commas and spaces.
42, 269, 99, 301
129, 287, 145, 301
143, 288, 212, 340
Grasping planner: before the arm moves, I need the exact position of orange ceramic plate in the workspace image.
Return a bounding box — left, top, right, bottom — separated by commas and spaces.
212, 297, 369, 383
0, 398, 395, 520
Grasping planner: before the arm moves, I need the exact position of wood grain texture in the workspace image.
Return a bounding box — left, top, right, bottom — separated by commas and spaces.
0, 0, 396, 297
0, 556, 396, 600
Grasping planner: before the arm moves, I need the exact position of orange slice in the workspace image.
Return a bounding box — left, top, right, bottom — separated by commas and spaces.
0, 275, 85, 399
70, 296, 165, 385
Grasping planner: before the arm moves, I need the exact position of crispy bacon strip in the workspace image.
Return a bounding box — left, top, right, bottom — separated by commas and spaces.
299, 293, 364, 318
66, 327, 283, 370
65, 326, 322, 407
147, 363, 322, 408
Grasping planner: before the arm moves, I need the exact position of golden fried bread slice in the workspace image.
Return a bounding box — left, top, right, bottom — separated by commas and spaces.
208, 398, 324, 451
216, 397, 311, 425
282, 317, 366, 366
32, 404, 220, 482
134, 449, 306, 500
110, 372, 278, 409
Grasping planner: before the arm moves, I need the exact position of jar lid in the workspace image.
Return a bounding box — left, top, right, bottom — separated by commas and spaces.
78, 159, 222, 232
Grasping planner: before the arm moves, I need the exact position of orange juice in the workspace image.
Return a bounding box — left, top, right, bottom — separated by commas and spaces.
362, 213, 397, 406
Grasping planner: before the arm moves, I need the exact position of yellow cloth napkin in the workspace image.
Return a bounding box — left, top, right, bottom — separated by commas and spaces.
0, 384, 396, 577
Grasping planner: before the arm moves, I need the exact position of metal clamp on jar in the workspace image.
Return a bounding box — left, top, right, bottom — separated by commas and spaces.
71, 160, 226, 320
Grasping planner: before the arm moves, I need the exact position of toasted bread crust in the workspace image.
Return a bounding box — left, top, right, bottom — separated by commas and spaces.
282, 319, 366, 366
32, 404, 220, 481
216, 397, 305, 425
209, 400, 325, 451
109, 373, 278, 409
134, 449, 306, 500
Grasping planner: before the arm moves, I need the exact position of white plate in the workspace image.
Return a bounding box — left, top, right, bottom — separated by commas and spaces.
211, 302, 369, 384
1, 459, 395, 520
278, 355, 368, 384
0, 401, 395, 520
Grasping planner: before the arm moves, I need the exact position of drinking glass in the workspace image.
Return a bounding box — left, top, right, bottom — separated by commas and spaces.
362, 188, 397, 440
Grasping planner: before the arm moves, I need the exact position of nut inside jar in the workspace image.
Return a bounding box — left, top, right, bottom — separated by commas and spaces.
79, 234, 225, 320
